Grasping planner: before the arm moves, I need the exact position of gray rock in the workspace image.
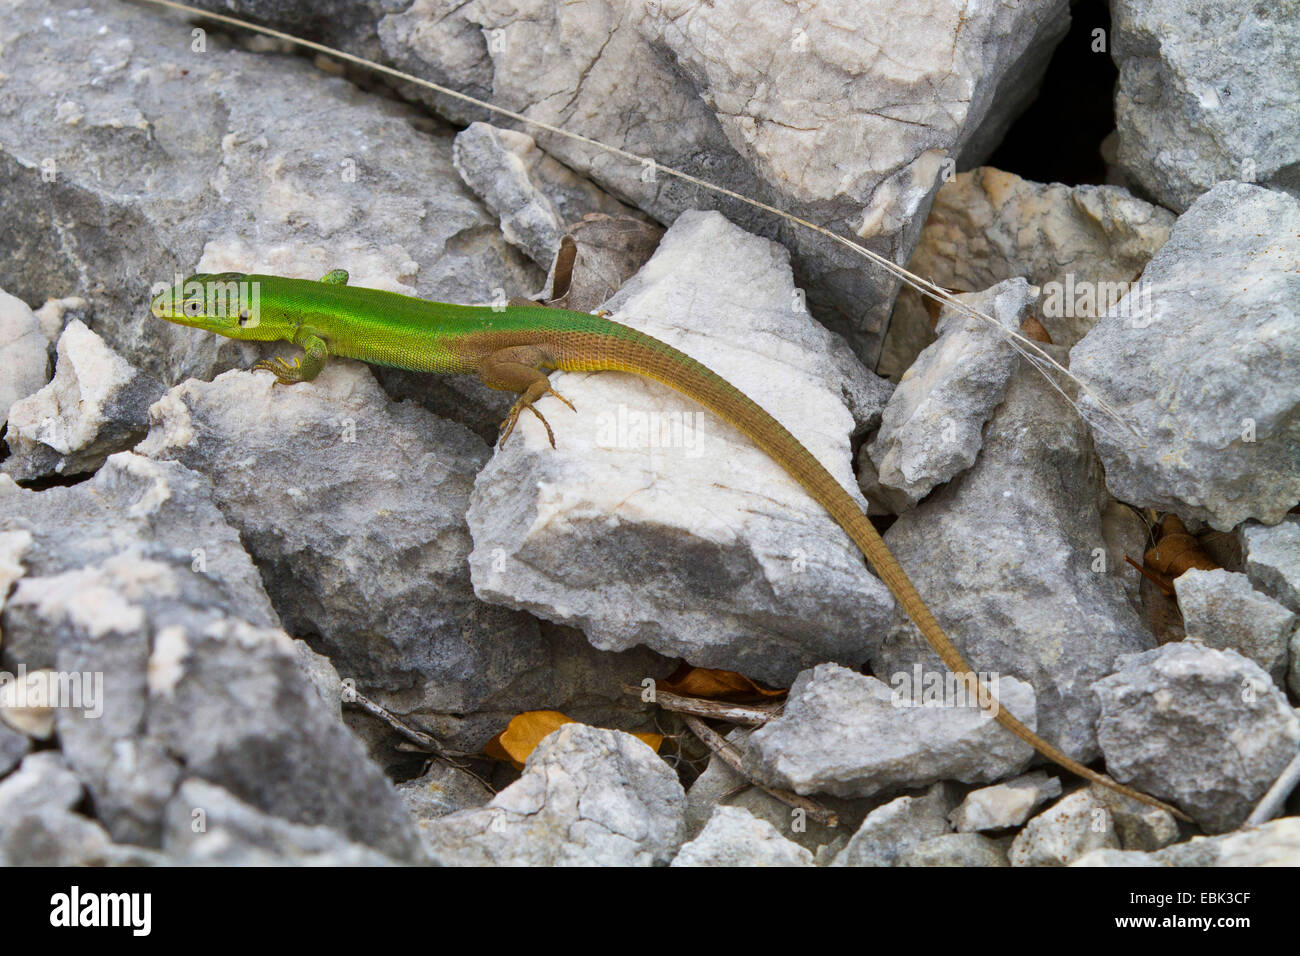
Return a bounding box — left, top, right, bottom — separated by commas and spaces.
407, 621, 673, 756
4, 320, 164, 480
867, 279, 1030, 506
898, 832, 1009, 867
164, 780, 409, 865
831, 782, 957, 867
140, 361, 671, 752
883, 168, 1174, 376
683, 727, 848, 856
0, 0, 537, 386
0, 752, 84, 819
1293, 630, 1300, 701
1088, 784, 1181, 853
421, 724, 685, 865
1111, 0, 1300, 212
1073, 817, 1300, 867
1100, 498, 1151, 610
1009, 789, 1122, 866
0, 527, 32, 615
747, 664, 1036, 800
32, 296, 91, 347
671, 805, 814, 867
0, 808, 165, 867
1092, 643, 1300, 833
0, 722, 29, 779
8, 555, 426, 859
0, 288, 48, 427
1070, 182, 1300, 531
452, 122, 641, 267
949, 771, 1063, 833
0, 453, 278, 670
397, 760, 495, 823
1241, 516, 1300, 614
469, 210, 893, 685
1174, 568, 1295, 685
0, 452, 425, 859
372, 0, 1072, 366
138, 363, 543, 720
871, 353, 1154, 760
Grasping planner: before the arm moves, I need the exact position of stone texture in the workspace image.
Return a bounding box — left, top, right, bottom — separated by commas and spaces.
671, 805, 814, 867
139, 363, 542, 719
370, 0, 1075, 366
1070, 182, 1300, 531
420, 724, 686, 866
1088, 784, 1180, 853
867, 278, 1029, 506
0, 288, 49, 428
883, 167, 1174, 376
1111, 0, 1300, 212
830, 782, 957, 867
1074, 817, 1300, 867
452, 121, 641, 267
164, 780, 409, 865
0, 453, 425, 861
683, 727, 847, 856
898, 832, 1008, 867
949, 771, 1062, 833
4, 320, 164, 480
1241, 516, 1300, 614
1093, 643, 1300, 833
747, 664, 1035, 800
1009, 789, 1121, 867
1174, 568, 1295, 685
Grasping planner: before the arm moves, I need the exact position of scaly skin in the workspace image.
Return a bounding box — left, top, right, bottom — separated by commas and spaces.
152, 270, 1188, 820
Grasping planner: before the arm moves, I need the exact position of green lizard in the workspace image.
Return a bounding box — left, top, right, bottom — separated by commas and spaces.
151, 268, 1187, 821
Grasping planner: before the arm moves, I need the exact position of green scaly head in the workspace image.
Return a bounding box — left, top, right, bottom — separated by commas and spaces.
150, 271, 289, 342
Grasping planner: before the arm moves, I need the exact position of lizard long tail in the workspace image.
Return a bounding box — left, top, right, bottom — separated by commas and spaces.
561, 323, 1189, 822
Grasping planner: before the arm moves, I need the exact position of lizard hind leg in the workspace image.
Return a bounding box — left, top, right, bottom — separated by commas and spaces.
477, 345, 576, 449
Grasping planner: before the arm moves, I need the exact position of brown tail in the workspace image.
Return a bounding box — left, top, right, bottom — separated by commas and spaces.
600, 327, 1190, 822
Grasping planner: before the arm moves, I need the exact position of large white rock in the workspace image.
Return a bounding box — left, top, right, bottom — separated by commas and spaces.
468, 210, 894, 684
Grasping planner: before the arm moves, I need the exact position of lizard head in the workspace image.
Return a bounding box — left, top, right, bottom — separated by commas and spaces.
150, 272, 287, 341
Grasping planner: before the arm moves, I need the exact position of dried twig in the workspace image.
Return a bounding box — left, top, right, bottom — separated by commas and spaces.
621, 683, 783, 725
682, 714, 837, 828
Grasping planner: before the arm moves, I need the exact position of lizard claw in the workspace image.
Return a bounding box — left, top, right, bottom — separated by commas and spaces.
252, 356, 302, 386
498, 395, 563, 449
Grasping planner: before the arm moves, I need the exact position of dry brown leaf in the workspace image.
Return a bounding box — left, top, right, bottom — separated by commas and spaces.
657, 664, 786, 702
1145, 514, 1221, 578
1020, 314, 1053, 344
485, 710, 661, 769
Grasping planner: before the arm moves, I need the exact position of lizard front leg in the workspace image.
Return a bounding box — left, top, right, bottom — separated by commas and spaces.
477, 345, 576, 448
253, 331, 329, 385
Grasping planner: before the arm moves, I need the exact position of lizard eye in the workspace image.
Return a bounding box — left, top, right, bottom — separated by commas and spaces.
184, 298, 204, 317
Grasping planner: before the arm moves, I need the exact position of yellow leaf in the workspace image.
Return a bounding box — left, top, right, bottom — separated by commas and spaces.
658, 664, 786, 701
485, 710, 574, 769
485, 712, 665, 769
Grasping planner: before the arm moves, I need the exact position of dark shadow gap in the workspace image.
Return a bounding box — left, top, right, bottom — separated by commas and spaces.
985, 0, 1118, 187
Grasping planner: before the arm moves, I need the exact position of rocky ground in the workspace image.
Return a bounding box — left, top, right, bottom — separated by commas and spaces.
0, 0, 1295, 866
